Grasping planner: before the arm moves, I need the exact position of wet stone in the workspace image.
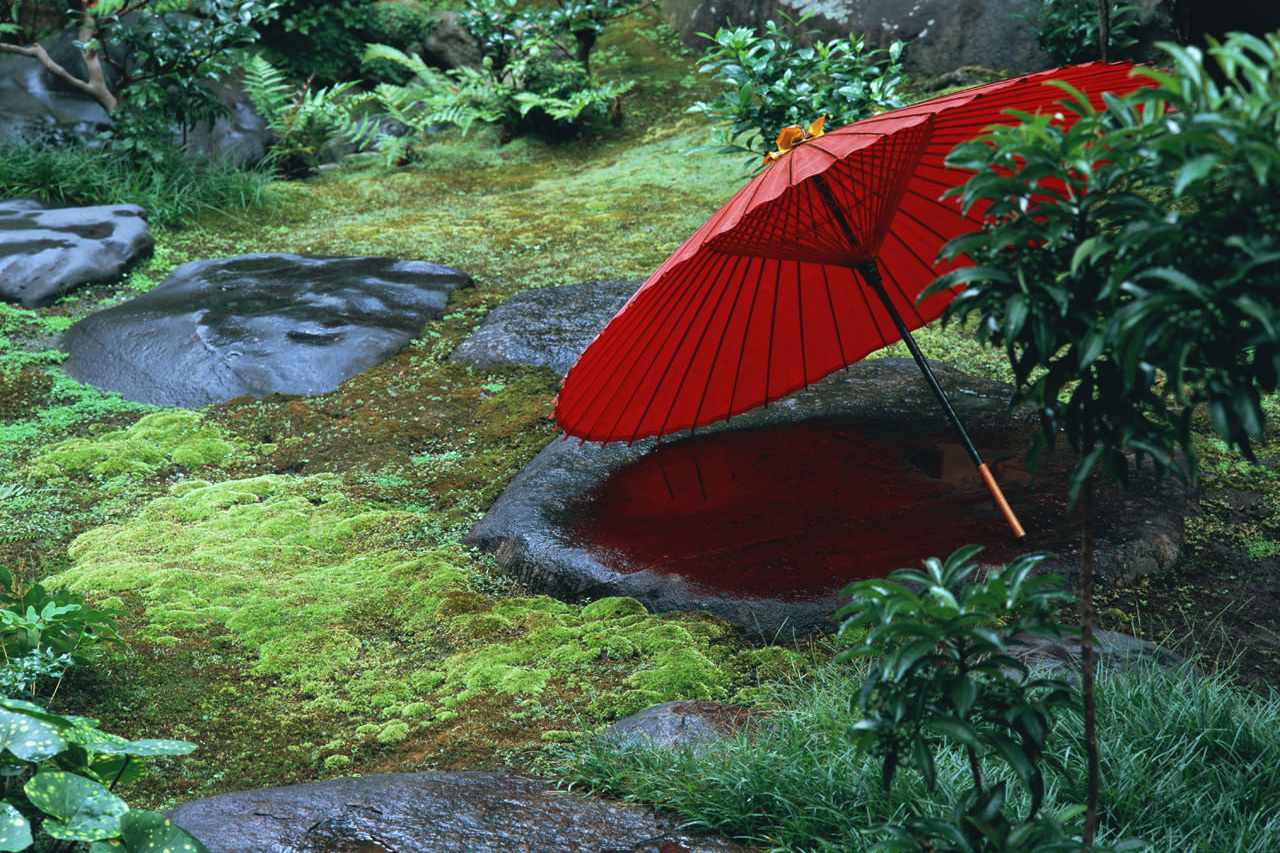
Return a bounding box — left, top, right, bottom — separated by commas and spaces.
60, 253, 472, 408
166, 771, 750, 853
605, 701, 757, 751
0, 199, 154, 307
448, 279, 639, 375
465, 358, 1197, 638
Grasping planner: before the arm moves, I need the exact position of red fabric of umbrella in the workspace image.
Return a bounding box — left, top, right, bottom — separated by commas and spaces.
555, 61, 1156, 536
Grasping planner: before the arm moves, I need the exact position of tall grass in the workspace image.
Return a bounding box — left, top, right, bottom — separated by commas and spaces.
0, 138, 275, 228
561, 663, 1280, 852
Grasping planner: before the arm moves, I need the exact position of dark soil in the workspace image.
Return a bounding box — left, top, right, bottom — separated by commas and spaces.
1096, 461, 1280, 696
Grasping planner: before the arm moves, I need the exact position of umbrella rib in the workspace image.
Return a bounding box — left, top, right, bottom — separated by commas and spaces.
652, 251, 753, 437
725, 258, 769, 420
689, 254, 755, 429
796, 259, 808, 385
818, 264, 850, 369
573, 249, 724, 440
763, 258, 783, 400
616, 250, 737, 442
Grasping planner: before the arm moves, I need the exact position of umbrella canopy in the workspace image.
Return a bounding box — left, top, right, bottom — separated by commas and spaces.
555, 61, 1156, 536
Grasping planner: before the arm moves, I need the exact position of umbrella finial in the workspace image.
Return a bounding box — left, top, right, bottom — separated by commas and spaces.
763, 116, 826, 165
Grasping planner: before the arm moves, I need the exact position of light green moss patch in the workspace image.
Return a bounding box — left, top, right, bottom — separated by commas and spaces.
28, 410, 242, 480
54, 475, 804, 737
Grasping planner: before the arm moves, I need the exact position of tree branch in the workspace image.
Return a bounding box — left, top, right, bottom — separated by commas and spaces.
0, 40, 118, 111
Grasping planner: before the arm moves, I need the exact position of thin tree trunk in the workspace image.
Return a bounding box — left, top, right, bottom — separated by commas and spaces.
0, 6, 117, 110
1097, 0, 1112, 62
1080, 474, 1099, 848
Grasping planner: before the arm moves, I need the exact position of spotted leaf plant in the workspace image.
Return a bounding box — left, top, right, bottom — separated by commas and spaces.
0, 699, 206, 853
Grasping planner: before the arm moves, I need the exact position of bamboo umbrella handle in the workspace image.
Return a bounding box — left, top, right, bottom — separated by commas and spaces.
977, 462, 1026, 539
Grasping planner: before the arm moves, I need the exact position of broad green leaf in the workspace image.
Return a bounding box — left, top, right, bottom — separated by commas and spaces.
0, 704, 68, 762
925, 716, 982, 749
82, 739, 197, 758
0, 802, 31, 852
25, 771, 128, 842
911, 736, 936, 792
1172, 152, 1219, 195
115, 810, 212, 853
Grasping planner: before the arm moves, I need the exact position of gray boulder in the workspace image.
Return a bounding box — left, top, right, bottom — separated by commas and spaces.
60, 253, 472, 408
448, 279, 638, 375
166, 771, 750, 853
0, 199, 154, 308
0, 25, 270, 165
606, 701, 756, 751
660, 0, 1054, 77
418, 10, 485, 70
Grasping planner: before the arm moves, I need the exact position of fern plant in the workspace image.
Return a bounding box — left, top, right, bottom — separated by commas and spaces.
241, 54, 361, 176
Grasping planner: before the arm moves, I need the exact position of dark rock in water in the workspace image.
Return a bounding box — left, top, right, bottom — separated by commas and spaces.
465, 358, 1196, 637
449, 279, 639, 375
0, 199, 154, 308
166, 771, 750, 853
60, 254, 472, 408
606, 700, 756, 751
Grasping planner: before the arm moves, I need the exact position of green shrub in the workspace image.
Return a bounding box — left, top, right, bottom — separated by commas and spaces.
0, 566, 124, 703
0, 138, 274, 228
688, 13, 905, 165
240, 54, 362, 176
455, 0, 635, 140
258, 0, 380, 85
933, 30, 1280, 491
1018, 0, 1142, 64
0, 698, 206, 852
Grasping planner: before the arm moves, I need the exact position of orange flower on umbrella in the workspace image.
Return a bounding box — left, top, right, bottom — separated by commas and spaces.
763, 116, 826, 164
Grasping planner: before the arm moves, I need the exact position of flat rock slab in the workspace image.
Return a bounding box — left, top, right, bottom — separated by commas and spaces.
167, 771, 749, 853
60, 253, 472, 408
448, 279, 639, 375
465, 358, 1195, 637
0, 198, 153, 308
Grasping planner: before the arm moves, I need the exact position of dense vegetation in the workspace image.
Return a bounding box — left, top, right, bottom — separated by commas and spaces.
0, 2, 1279, 852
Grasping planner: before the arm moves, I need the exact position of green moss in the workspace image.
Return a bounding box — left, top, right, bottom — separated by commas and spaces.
53, 476, 794, 738
28, 410, 241, 480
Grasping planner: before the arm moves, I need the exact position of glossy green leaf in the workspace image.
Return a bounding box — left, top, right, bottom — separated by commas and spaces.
115, 810, 212, 853
25, 771, 128, 842
0, 703, 69, 762
0, 802, 31, 852
82, 738, 197, 758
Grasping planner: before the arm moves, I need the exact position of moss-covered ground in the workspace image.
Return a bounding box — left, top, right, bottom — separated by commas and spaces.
1, 5, 1278, 814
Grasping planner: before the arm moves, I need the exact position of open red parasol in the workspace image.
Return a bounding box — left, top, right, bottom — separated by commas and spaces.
555, 62, 1156, 538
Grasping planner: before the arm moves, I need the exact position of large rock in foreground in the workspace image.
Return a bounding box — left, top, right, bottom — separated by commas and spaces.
61, 254, 472, 408
167, 771, 749, 853
0, 199, 153, 308
465, 359, 1194, 637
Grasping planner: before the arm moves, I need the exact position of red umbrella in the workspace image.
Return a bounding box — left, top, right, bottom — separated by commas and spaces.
555, 62, 1155, 538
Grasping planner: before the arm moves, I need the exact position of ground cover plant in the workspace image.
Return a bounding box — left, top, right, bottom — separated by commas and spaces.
0, 8, 1278, 850
562, 660, 1280, 852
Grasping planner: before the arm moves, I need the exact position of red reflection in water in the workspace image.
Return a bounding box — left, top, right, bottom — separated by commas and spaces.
575, 419, 1017, 601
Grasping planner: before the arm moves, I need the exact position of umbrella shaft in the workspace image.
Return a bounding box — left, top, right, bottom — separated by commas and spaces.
809, 174, 987, 468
